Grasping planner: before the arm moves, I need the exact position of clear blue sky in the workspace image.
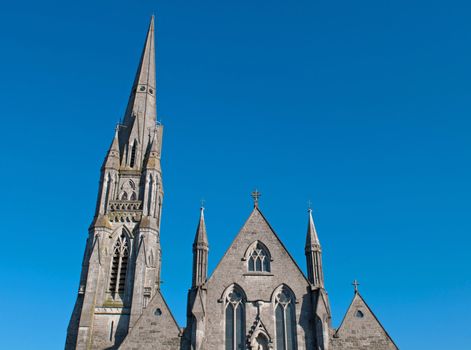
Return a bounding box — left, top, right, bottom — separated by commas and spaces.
1, 0, 470, 349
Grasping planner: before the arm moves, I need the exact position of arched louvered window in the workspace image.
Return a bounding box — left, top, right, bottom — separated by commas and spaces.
248, 242, 270, 272
108, 232, 129, 298
130, 140, 137, 168
275, 287, 297, 350
225, 286, 246, 350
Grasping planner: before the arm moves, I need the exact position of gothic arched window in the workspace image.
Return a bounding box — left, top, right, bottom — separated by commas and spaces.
225, 286, 246, 350
108, 232, 129, 298
247, 242, 270, 272
274, 287, 297, 350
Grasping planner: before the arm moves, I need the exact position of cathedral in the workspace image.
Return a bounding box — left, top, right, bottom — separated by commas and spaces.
66, 17, 399, 350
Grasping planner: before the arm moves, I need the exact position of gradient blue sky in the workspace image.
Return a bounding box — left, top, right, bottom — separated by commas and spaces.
1, 0, 470, 349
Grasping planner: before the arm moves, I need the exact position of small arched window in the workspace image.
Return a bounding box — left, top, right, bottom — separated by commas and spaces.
275, 286, 297, 350
225, 286, 246, 350
247, 242, 270, 272
355, 310, 364, 318
108, 232, 129, 298
120, 191, 128, 201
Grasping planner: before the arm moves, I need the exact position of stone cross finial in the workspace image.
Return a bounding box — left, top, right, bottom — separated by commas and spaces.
307, 200, 312, 212
352, 279, 360, 293
200, 198, 205, 209
251, 189, 261, 207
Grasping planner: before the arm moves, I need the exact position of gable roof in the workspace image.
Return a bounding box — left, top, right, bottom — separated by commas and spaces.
120, 290, 181, 350
207, 206, 309, 285
335, 291, 398, 350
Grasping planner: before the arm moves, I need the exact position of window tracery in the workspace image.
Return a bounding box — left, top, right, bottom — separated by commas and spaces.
225, 286, 246, 350
274, 286, 297, 350
108, 232, 129, 298
247, 242, 270, 272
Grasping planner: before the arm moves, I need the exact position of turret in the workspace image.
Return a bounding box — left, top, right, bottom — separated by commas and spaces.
192, 206, 209, 287
96, 126, 120, 216
305, 208, 324, 288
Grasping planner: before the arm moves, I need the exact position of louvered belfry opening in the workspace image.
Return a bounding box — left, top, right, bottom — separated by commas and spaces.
108, 232, 129, 300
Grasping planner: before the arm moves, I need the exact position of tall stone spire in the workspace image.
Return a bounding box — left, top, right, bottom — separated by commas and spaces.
119, 15, 158, 169
66, 18, 165, 350
192, 206, 209, 287
305, 208, 324, 288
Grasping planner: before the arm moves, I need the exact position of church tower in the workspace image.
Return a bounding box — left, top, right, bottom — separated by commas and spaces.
66, 16, 165, 350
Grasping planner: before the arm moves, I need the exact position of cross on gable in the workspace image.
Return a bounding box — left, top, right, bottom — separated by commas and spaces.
352, 279, 360, 293
251, 189, 261, 207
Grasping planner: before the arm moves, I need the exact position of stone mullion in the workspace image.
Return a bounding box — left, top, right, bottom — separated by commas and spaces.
283, 304, 288, 350
150, 179, 157, 217
232, 304, 237, 350
143, 175, 150, 216
115, 248, 123, 296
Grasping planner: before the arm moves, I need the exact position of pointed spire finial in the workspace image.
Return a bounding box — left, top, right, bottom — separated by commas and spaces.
251, 189, 261, 207
194, 204, 208, 245
119, 15, 157, 164
200, 198, 205, 209
352, 279, 360, 293
306, 205, 320, 247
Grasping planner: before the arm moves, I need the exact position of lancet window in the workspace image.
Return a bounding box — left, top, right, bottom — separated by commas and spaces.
225, 286, 246, 350
247, 242, 270, 272
129, 140, 137, 168
108, 232, 129, 298
274, 287, 297, 350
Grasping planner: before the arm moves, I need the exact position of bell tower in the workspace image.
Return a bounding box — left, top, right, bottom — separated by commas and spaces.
66, 16, 165, 350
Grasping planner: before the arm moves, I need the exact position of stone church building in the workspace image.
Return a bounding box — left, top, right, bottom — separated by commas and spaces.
66, 17, 399, 350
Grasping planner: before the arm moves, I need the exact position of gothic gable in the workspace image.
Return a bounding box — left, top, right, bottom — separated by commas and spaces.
332, 293, 398, 350
207, 207, 309, 301
203, 207, 315, 350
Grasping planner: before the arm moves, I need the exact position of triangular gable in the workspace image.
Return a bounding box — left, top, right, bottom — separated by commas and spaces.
120, 290, 181, 350
207, 207, 310, 299
334, 292, 398, 350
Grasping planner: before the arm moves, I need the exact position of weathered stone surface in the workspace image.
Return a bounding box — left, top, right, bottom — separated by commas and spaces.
120, 290, 181, 350
331, 293, 398, 350
66, 16, 399, 350
201, 208, 316, 350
